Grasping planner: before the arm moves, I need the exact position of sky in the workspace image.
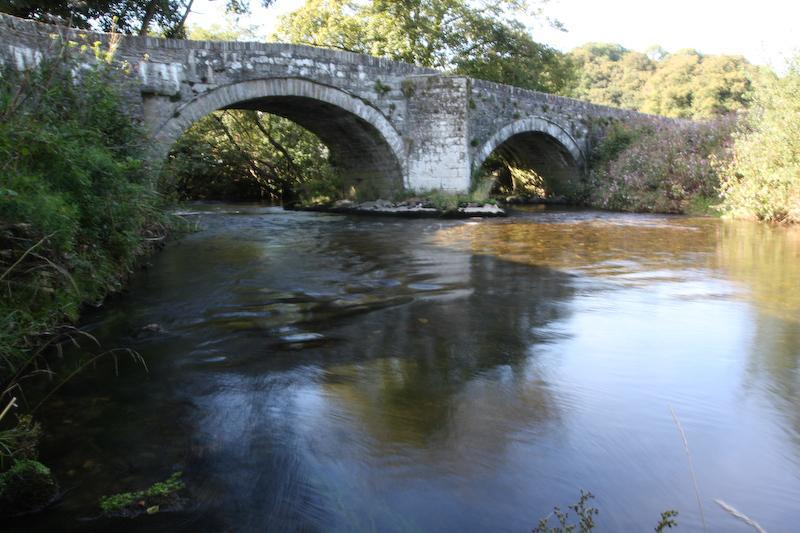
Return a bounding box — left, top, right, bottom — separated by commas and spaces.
186, 0, 799, 70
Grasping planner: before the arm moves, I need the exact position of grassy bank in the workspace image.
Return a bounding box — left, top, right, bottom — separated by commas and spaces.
0, 48, 170, 512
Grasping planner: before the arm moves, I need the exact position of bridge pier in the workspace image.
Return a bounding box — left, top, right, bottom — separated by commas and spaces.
405, 75, 472, 193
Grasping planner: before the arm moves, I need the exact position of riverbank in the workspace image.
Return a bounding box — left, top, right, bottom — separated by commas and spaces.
0, 51, 176, 517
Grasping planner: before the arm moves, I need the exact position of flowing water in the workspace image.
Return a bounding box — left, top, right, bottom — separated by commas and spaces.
12, 204, 800, 532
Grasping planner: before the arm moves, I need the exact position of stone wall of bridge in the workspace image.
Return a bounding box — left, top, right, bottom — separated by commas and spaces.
0, 13, 666, 197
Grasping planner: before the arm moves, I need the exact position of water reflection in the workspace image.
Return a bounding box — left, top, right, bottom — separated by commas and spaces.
715, 221, 800, 322
319, 254, 572, 452
717, 222, 800, 462
11, 206, 800, 532
433, 210, 720, 280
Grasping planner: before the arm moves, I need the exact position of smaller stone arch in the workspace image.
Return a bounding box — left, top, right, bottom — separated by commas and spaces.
472, 116, 585, 175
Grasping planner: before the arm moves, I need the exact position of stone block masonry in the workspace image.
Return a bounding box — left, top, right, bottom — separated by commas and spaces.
405, 76, 471, 192
0, 13, 671, 196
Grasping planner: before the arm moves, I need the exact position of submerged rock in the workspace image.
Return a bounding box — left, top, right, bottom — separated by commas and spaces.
135, 323, 166, 338
461, 204, 505, 216
280, 332, 325, 343
0, 459, 59, 517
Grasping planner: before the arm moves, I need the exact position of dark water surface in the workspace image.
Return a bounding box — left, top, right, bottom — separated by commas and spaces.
14, 205, 800, 531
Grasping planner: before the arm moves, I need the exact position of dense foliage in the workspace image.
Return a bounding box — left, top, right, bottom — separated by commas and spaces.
0, 49, 166, 466
587, 117, 735, 214
719, 57, 800, 223
567, 44, 762, 118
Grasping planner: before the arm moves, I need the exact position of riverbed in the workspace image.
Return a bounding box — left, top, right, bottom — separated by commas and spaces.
13, 205, 800, 531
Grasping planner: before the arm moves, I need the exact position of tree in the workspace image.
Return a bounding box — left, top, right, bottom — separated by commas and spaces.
448, 9, 572, 94
640, 49, 703, 117
640, 49, 760, 119
187, 20, 261, 41
690, 54, 755, 117
616, 51, 654, 109
275, 0, 571, 93
566, 44, 759, 118
567, 43, 653, 108
273, 0, 369, 54
1, 0, 275, 37
165, 110, 339, 203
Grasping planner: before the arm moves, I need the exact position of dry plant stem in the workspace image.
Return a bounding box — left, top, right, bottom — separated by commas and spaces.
0, 397, 18, 423
0, 234, 54, 283
670, 405, 708, 532
715, 499, 767, 533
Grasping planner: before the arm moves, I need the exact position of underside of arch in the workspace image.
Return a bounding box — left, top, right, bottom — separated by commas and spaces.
152, 79, 407, 197
473, 117, 585, 199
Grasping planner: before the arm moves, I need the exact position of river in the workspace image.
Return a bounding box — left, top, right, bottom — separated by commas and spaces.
12, 205, 800, 531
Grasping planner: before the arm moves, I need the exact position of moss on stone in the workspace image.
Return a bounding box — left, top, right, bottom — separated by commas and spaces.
99, 471, 185, 516
0, 459, 59, 517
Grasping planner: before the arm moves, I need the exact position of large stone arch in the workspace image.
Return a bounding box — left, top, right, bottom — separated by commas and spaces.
152, 78, 408, 195
472, 116, 585, 174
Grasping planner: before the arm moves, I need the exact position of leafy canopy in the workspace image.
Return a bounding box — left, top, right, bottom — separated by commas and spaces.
1, 0, 275, 37
275, 0, 571, 93
567, 43, 763, 118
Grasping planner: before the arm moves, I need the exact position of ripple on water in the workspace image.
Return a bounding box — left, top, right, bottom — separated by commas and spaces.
407, 282, 444, 291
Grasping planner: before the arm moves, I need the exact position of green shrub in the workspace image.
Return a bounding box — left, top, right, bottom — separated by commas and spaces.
719, 56, 800, 223
533, 490, 598, 532
532, 491, 679, 532
427, 191, 461, 212
591, 120, 643, 167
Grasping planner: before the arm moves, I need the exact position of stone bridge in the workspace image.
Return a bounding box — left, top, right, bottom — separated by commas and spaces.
0, 13, 648, 196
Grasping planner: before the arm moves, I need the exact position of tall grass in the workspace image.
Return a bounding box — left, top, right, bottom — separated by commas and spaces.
0, 46, 166, 465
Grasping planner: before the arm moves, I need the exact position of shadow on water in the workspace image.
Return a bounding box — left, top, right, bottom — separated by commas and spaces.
12, 206, 578, 532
